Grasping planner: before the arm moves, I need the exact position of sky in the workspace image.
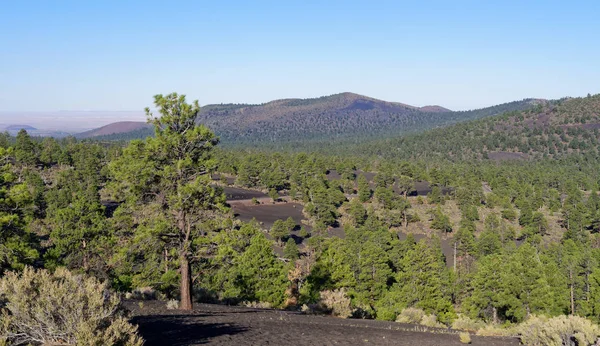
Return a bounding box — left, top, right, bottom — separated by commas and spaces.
1, 0, 599, 112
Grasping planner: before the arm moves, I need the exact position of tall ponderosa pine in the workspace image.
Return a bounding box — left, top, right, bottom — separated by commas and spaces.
110, 93, 227, 310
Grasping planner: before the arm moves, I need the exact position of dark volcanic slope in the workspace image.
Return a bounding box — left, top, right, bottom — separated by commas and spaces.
129, 301, 520, 346
197, 92, 540, 144
77, 121, 151, 138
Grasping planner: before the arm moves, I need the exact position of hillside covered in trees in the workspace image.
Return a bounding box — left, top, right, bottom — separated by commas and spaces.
197, 92, 541, 144
334, 93, 600, 161
79, 92, 541, 144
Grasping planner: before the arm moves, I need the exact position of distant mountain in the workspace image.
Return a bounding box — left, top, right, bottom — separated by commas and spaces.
195, 92, 541, 144
5, 124, 37, 131
79, 93, 542, 144
76, 121, 151, 138
419, 105, 452, 113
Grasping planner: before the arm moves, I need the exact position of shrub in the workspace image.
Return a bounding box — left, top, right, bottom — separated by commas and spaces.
319, 289, 353, 318
0, 267, 143, 346
476, 324, 514, 337
301, 303, 325, 315
518, 315, 600, 346
452, 314, 486, 332
299, 226, 309, 238
396, 307, 425, 324
126, 286, 157, 300
501, 208, 517, 221
420, 314, 445, 328
166, 299, 179, 310
242, 301, 273, 309
459, 332, 471, 344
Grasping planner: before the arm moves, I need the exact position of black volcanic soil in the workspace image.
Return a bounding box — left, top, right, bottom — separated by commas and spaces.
232, 202, 305, 229
223, 187, 268, 201
128, 301, 520, 346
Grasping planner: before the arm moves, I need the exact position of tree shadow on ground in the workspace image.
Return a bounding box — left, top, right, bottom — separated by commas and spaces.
132, 315, 248, 345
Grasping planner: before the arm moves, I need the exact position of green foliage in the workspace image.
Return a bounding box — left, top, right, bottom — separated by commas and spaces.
283, 238, 299, 260
271, 219, 291, 244
14, 129, 38, 166
395, 240, 455, 323
0, 148, 39, 274
231, 233, 289, 307
357, 174, 371, 202
108, 93, 227, 310
427, 186, 443, 205
268, 188, 279, 201
347, 198, 367, 226
430, 207, 452, 232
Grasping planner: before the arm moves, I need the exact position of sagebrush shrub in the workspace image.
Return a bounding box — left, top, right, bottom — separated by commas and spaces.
319, 289, 353, 318
420, 314, 445, 328
475, 324, 515, 337
166, 299, 179, 310
242, 301, 273, 309
396, 307, 426, 324
519, 315, 600, 346
452, 314, 486, 331
0, 267, 143, 346
459, 332, 471, 344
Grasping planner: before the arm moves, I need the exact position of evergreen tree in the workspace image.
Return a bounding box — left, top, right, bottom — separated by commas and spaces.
109, 93, 227, 310
357, 174, 371, 202
284, 238, 299, 260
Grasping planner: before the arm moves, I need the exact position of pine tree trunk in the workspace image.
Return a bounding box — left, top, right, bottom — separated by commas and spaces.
453, 242, 457, 273
492, 306, 498, 324
570, 270, 575, 314
165, 248, 169, 274
180, 255, 193, 310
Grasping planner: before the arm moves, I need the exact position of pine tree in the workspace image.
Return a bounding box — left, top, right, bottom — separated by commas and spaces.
283, 238, 299, 260
108, 93, 227, 310
357, 174, 371, 202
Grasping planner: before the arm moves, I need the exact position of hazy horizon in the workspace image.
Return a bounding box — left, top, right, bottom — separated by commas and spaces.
0, 111, 147, 132
0, 89, 592, 132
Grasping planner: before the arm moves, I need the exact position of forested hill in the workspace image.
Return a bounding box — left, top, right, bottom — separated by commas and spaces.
350, 93, 600, 161
78, 93, 540, 143
197, 92, 541, 144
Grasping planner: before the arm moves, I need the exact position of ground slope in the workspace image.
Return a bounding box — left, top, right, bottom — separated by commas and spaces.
128, 301, 519, 346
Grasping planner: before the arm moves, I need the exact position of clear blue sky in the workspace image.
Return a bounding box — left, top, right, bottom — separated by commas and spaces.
1, 0, 599, 111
